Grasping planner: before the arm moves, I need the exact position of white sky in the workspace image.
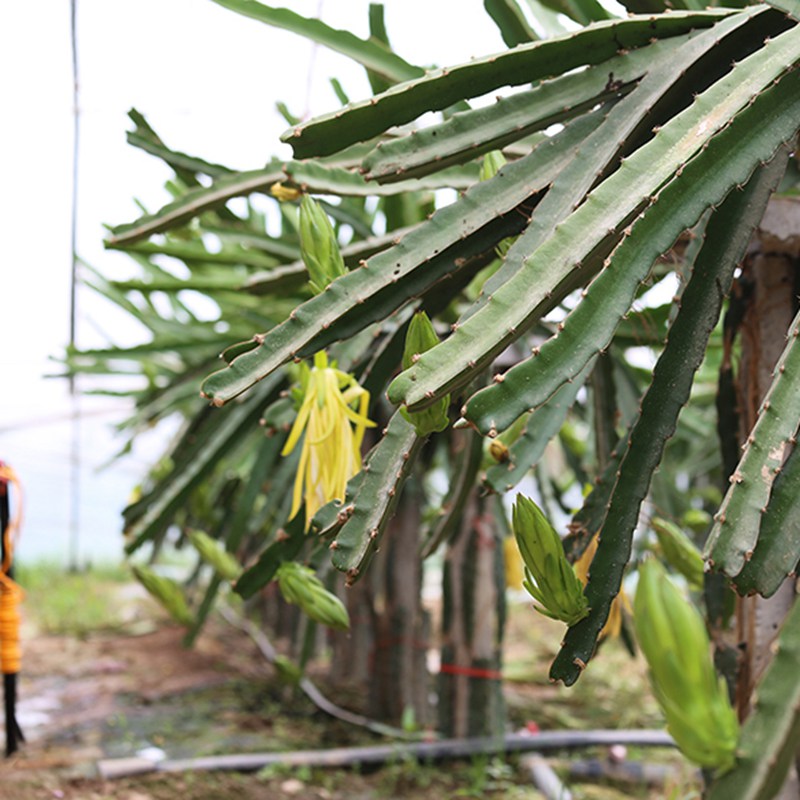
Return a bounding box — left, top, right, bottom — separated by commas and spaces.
0, 1, 504, 564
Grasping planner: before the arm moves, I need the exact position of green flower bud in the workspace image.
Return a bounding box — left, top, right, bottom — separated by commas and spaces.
651, 518, 705, 589
634, 559, 738, 773
402, 311, 439, 371
276, 562, 350, 631
511, 495, 589, 626
399, 312, 450, 435
187, 529, 241, 582
299, 195, 346, 295
132, 565, 193, 627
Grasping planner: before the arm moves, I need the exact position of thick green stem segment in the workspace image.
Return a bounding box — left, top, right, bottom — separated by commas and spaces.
549, 150, 790, 686
465, 11, 769, 327
392, 24, 800, 417
733, 441, 800, 597
361, 46, 647, 182
108, 165, 285, 246
466, 63, 800, 431
704, 305, 800, 577
282, 10, 731, 158
705, 598, 800, 800
108, 159, 477, 248
199, 112, 596, 405
330, 412, 425, 584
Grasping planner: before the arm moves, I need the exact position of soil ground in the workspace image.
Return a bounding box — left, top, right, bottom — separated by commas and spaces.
0, 569, 700, 800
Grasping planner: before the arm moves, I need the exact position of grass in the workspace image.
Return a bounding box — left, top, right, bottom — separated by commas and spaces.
15, 560, 135, 636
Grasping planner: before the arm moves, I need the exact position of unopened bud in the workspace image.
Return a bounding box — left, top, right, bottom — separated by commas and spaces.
634, 559, 738, 773
651, 517, 705, 589
299, 195, 346, 294
132, 565, 193, 627
270, 182, 302, 202
489, 439, 510, 463
512, 495, 589, 626
400, 312, 449, 435
276, 562, 350, 631
187, 529, 241, 582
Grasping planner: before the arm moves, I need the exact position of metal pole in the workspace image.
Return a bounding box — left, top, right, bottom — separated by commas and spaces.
68, 0, 81, 571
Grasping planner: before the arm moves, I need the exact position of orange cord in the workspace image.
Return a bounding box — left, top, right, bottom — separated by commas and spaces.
0, 465, 23, 675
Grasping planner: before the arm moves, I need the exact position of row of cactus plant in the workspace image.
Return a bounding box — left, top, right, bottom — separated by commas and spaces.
68, 0, 800, 793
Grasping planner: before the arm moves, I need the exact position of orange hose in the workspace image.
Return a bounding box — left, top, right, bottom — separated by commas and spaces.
0, 574, 22, 675
0, 464, 23, 675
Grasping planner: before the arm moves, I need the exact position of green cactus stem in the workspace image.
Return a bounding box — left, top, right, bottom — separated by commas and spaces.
465, 73, 800, 432
282, 10, 732, 158
463, 11, 769, 327
549, 148, 791, 685
361, 46, 647, 183
329, 411, 426, 584
392, 19, 800, 417
733, 441, 800, 598
705, 303, 800, 577
201, 120, 586, 405
705, 598, 800, 800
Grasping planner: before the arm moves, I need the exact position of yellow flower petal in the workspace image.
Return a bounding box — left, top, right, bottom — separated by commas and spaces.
282, 352, 375, 531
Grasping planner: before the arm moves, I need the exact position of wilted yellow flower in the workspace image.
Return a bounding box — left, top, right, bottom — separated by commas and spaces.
503, 535, 525, 591
270, 182, 302, 202
573, 534, 631, 638
282, 351, 375, 530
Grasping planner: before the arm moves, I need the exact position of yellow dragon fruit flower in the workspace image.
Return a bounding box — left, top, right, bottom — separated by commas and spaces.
282, 351, 375, 530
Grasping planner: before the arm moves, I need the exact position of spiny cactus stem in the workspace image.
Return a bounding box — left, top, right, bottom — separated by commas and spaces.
331, 412, 426, 579
201, 131, 578, 404
284, 10, 736, 158
394, 14, 795, 415
705, 302, 800, 576
463, 42, 800, 434
550, 147, 792, 685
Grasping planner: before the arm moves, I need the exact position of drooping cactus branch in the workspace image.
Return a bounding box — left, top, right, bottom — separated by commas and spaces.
550, 149, 791, 685
392, 23, 800, 415
705, 303, 800, 577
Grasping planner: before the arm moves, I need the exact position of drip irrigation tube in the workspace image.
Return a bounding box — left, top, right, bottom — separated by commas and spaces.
96, 604, 675, 779
97, 729, 675, 779
219, 604, 418, 741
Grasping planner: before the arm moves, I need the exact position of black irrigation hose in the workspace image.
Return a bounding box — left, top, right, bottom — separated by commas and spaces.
98, 729, 675, 779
